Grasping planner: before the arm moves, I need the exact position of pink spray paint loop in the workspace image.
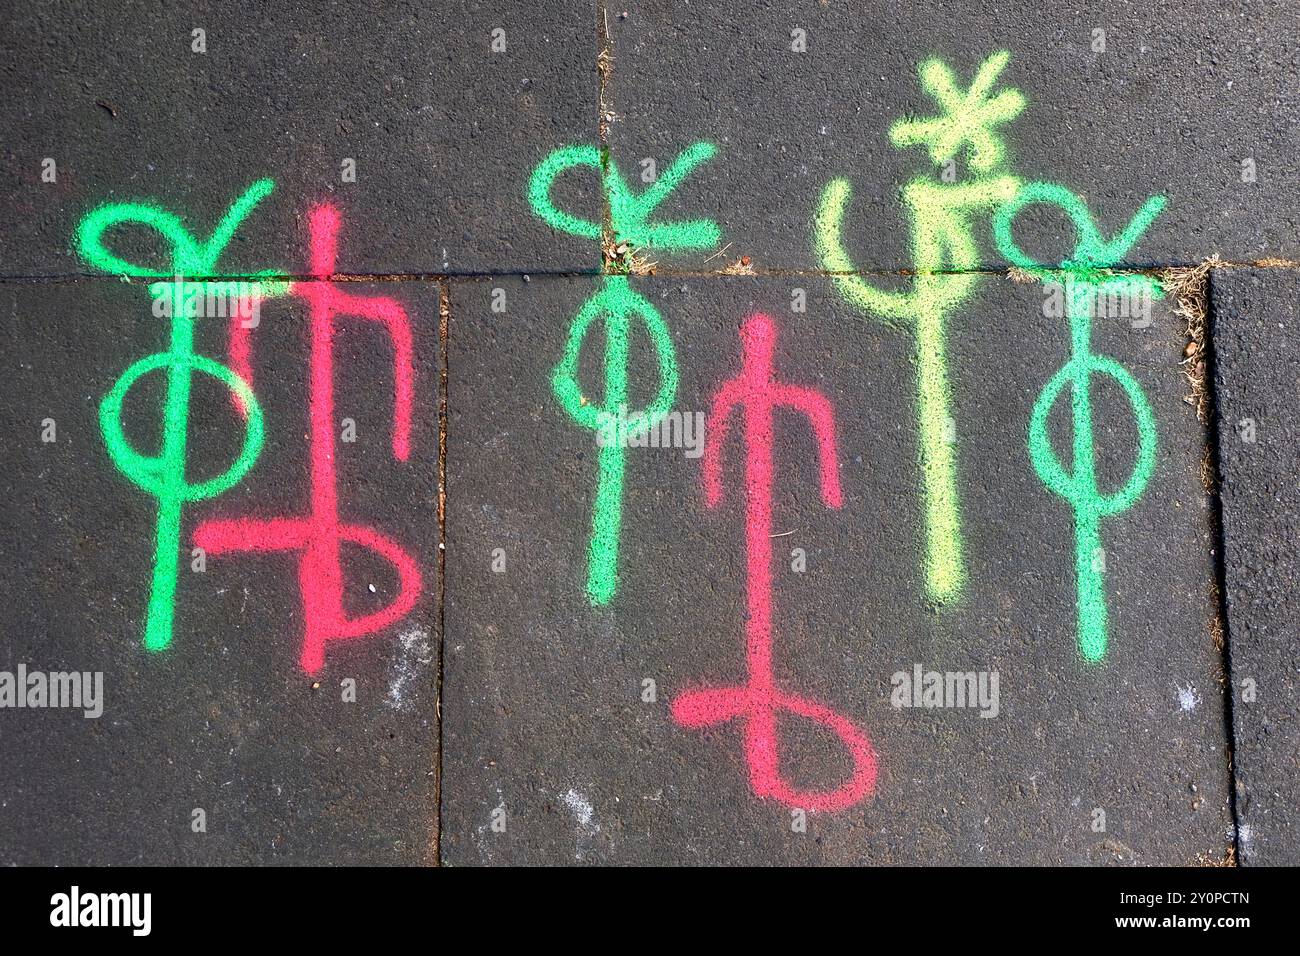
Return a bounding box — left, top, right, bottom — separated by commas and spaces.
672, 313, 877, 813
192, 204, 421, 674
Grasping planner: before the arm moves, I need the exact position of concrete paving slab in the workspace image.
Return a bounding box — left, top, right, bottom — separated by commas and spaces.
0, 0, 599, 277
442, 271, 1230, 864
1211, 267, 1300, 866
0, 275, 440, 864
607, 1, 1300, 272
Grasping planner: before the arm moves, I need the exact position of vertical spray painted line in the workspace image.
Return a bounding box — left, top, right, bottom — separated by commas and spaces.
529, 143, 720, 604
814, 52, 1026, 602
550, 276, 677, 604
76, 180, 290, 652
994, 182, 1165, 661
192, 204, 421, 673
672, 314, 876, 812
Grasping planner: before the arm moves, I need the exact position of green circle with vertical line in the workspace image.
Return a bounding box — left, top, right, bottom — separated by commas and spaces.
99, 352, 264, 501
551, 279, 678, 435
1027, 352, 1156, 516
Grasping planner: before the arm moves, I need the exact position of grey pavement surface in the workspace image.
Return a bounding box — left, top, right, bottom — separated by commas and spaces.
0, 281, 440, 864
0, 0, 600, 277
608, 0, 1300, 271
442, 275, 1231, 865
1212, 268, 1300, 866
2, 1, 1298, 866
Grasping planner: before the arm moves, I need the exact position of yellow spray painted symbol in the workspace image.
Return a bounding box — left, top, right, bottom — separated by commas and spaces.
815, 51, 1025, 602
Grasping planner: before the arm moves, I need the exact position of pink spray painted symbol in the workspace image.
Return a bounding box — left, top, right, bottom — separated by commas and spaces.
671, 313, 877, 812
193, 204, 421, 674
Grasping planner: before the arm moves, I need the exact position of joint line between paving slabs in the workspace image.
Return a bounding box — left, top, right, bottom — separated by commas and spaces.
596, 0, 616, 266
1196, 268, 1243, 866
7, 259, 1300, 285
433, 277, 450, 867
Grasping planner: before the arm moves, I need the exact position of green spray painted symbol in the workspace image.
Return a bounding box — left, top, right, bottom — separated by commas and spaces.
994, 182, 1165, 662
76, 179, 291, 652
529, 142, 720, 252
815, 51, 1026, 602
552, 275, 678, 604
529, 143, 719, 604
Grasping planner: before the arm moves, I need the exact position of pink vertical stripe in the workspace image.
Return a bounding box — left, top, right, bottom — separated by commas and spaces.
672, 312, 875, 812
194, 203, 421, 674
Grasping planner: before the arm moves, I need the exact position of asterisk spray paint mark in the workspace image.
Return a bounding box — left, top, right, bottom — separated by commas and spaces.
889, 50, 1026, 171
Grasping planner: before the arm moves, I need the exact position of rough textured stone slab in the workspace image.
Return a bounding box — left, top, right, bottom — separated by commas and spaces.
607, 1, 1299, 271
1211, 267, 1300, 866
0, 278, 440, 864
442, 272, 1229, 864
0, 0, 599, 277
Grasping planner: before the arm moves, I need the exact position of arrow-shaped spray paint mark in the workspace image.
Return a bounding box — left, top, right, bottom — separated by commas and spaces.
672, 314, 877, 812
193, 204, 421, 673
529, 142, 720, 604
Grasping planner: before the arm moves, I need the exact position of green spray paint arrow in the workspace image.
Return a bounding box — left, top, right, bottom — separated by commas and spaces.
529, 143, 720, 252
994, 182, 1165, 662
529, 143, 719, 604
76, 179, 290, 652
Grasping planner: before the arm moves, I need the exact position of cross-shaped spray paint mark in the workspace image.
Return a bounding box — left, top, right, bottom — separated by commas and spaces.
76, 179, 291, 653
994, 182, 1165, 662
815, 51, 1025, 602
671, 314, 877, 812
529, 142, 720, 605
193, 204, 421, 674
